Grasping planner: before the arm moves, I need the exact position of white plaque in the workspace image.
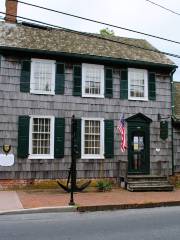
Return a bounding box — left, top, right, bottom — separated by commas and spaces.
0, 154, 14, 166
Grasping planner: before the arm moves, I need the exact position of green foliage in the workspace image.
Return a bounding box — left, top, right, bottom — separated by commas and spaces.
175, 182, 180, 188
100, 28, 115, 37
96, 179, 112, 192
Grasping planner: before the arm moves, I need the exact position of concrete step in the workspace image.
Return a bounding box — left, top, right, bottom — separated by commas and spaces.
127, 175, 167, 182
127, 181, 171, 186
127, 184, 174, 192
126, 175, 173, 192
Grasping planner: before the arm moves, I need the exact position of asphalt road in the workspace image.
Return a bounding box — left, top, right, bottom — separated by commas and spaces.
0, 206, 180, 240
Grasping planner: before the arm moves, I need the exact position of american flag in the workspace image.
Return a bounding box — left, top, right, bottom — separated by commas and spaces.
117, 113, 127, 152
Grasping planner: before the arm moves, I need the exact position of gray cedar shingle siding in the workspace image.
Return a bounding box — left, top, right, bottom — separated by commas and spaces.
174, 82, 180, 118
0, 22, 175, 67
173, 82, 180, 173
173, 127, 180, 173
0, 56, 173, 179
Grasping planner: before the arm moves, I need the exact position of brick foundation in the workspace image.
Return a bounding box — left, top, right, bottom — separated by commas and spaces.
0, 178, 117, 190
0, 179, 60, 190
0, 179, 32, 190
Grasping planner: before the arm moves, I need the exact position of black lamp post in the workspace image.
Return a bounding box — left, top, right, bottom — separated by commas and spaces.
69, 115, 76, 205
55, 115, 90, 202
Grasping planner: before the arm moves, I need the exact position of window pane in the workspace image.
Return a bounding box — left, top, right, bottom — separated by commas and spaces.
32, 60, 54, 93
130, 85, 144, 97
84, 65, 103, 96
84, 120, 101, 156
129, 70, 146, 99
31, 117, 51, 155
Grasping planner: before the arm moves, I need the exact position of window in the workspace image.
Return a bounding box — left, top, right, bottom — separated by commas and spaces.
82, 63, 104, 98
29, 116, 54, 159
81, 118, 104, 159
30, 59, 55, 95
128, 68, 148, 101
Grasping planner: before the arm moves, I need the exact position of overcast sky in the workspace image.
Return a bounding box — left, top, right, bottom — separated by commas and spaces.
0, 0, 180, 80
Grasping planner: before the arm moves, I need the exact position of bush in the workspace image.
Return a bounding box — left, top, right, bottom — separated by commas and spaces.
96, 180, 112, 192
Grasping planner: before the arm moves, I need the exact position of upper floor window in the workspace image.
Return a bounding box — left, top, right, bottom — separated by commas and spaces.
81, 118, 104, 159
30, 59, 55, 95
128, 68, 148, 101
29, 116, 54, 159
82, 63, 104, 98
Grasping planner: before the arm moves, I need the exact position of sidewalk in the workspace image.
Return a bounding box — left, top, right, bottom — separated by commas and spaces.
1, 188, 180, 214
0, 191, 23, 211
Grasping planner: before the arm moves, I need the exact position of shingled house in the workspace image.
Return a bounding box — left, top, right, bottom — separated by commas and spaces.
172, 82, 180, 176
0, 0, 177, 190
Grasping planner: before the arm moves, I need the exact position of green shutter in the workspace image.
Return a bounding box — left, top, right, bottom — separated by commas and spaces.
105, 68, 113, 98
104, 120, 114, 158
20, 60, 31, 92
18, 116, 30, 158
120, 69, 128, 99
74, 119, 81, 158
55, 62, 65, 94
54, 118, 65, 158
148, 72, 156, 100
73, 65, 82, 96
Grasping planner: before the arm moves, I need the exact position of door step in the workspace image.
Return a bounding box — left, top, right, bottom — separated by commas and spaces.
126, 175, 174, 192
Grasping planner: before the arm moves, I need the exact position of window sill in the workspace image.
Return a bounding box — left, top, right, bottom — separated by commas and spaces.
128, 97, 148, 101
30, 91, 55, 96
81, 155, 105, 160
82, 94, 104, 98
28, 155, 54, 160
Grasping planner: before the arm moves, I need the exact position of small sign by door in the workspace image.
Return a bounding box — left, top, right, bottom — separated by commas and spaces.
160, 121, 168, 140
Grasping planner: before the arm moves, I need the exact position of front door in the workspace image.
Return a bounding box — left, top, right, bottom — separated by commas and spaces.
128, 126, 149, 174
126, 113, 152, 174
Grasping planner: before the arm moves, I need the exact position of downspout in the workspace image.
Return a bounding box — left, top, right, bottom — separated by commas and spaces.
170, 68, 176, 176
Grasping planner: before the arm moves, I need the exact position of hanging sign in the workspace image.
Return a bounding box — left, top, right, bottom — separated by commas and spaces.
160, 121, 168, 140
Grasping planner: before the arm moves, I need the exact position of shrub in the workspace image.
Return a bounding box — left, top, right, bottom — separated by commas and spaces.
96, 180, 112, 192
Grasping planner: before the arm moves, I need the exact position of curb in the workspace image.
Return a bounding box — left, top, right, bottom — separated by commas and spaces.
77, 201, 180, 212
1, 201, 180, 215
0, 206, 77, 216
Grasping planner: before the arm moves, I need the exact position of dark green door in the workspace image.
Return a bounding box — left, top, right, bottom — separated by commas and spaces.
128, 124, 150, 174
126, 113, 152, 174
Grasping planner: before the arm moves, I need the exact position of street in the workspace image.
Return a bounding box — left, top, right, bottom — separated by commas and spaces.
0, 206, 180, 240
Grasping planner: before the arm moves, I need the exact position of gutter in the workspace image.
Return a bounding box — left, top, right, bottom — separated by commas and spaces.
170, 68, 176, 176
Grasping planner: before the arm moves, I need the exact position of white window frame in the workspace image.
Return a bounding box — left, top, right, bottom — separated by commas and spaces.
29, 115, 54, 159
81, 117, 104, 159
82, 63, 104, 98
30, 58, 55, 95
128, 68, 148, 101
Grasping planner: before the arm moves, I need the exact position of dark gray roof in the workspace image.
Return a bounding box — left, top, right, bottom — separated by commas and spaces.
0, 21, 176, 67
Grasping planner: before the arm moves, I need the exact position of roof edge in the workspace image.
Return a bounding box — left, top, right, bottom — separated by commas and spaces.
0, 45, 177, 70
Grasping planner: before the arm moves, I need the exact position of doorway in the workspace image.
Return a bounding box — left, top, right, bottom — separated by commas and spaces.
126, 113, 151, 174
